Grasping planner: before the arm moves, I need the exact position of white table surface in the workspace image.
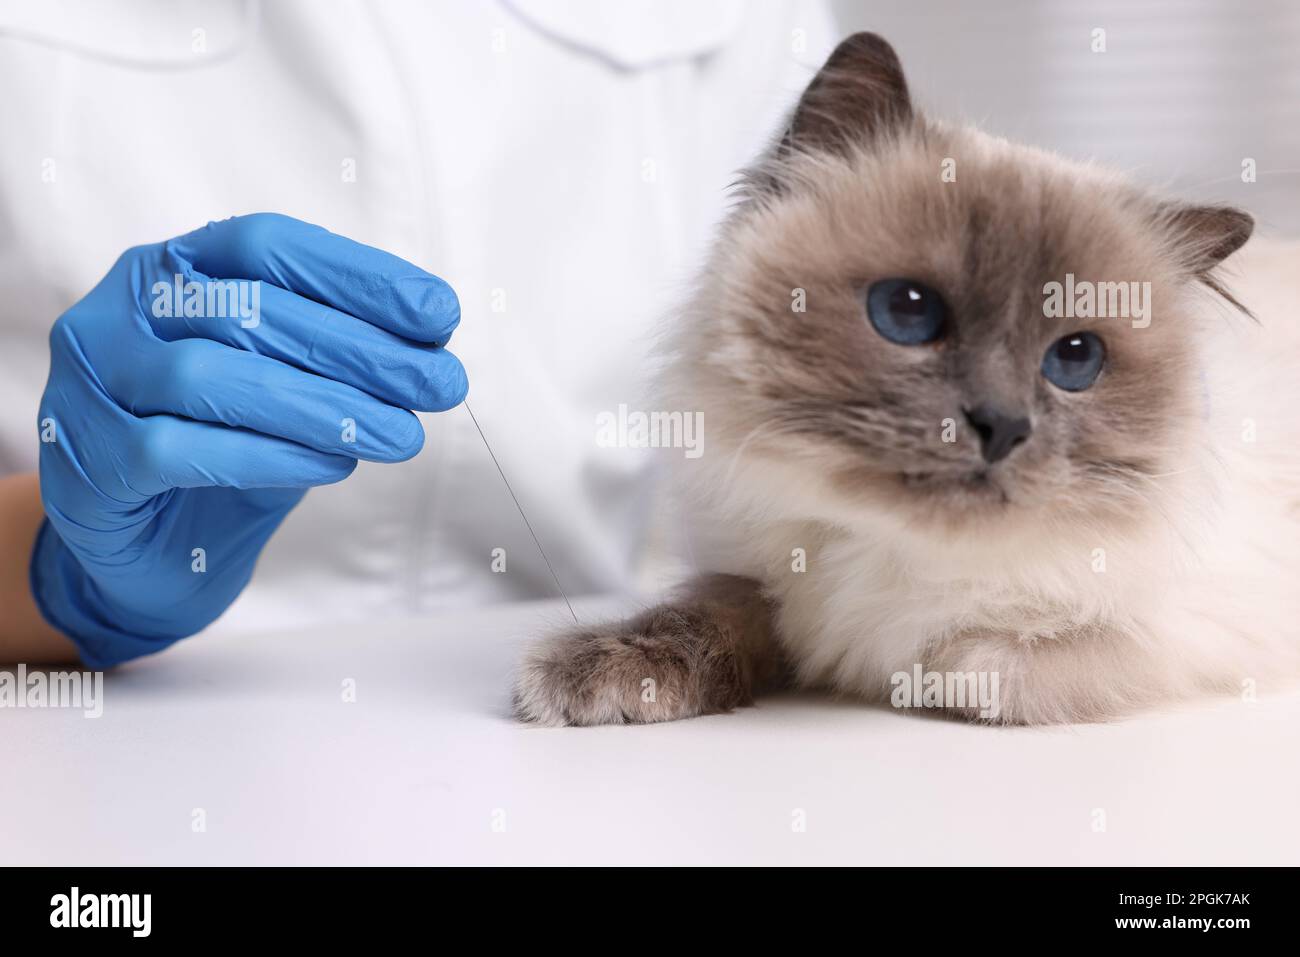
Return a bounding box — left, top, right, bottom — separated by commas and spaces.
3, 596, 1297, 866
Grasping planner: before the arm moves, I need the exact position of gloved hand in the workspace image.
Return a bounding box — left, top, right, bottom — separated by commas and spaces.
31, 213, 467, 667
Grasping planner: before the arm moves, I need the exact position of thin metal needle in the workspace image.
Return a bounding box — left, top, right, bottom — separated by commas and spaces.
463, 400, 579, 625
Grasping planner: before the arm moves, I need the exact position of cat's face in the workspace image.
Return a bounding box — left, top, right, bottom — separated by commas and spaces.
677, 34, 1252, 541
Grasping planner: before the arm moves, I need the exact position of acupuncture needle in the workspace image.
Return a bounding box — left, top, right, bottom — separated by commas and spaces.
464, 400, 579, 625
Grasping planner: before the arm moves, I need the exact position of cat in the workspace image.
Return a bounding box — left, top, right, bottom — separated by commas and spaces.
513, 32, 1300, 726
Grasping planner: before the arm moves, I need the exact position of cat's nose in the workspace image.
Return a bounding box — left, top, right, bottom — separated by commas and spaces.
963, 404, 1032, 463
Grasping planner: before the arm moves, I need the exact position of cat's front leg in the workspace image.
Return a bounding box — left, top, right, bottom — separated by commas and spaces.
923, 620, 1169, 725
513, 574, 785, 726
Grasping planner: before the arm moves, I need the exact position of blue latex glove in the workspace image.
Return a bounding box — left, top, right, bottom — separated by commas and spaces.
31, 214, 467, 667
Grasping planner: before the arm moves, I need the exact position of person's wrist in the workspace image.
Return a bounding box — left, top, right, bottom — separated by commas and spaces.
28, 519, 184, 668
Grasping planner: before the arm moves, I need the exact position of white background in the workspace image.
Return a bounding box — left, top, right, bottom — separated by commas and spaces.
4, 598, 1298, 866
835, 0, 1300, 236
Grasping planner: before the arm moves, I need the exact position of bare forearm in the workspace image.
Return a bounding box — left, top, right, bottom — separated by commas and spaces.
0, 472, 78, 663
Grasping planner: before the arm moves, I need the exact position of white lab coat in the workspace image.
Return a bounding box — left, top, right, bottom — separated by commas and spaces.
0, 0, 836, 635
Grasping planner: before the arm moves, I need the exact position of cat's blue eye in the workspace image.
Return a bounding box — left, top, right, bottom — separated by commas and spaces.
1041, 332, 1105, 391
865, 279, 947, 345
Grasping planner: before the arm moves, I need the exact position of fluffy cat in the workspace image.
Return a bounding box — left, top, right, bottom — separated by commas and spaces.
513, 33, 1300, 726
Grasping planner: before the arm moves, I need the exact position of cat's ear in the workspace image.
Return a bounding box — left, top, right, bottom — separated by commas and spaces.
1157, 203, 1255, 314
782, 32, 913, 157
1160, 203, 1254, 273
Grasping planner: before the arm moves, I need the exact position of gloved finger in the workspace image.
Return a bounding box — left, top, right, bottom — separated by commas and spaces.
111, 338, 426, 462
121, 415, 358, 498
164, 213, 460, 344
150, 282, 469, 412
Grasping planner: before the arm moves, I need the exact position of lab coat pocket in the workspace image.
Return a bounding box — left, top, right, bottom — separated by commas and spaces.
501, 0, 743, 70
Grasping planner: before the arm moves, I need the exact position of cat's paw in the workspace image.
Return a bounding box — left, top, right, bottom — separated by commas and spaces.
924, 623, 1152, 725
512, 606, 751, 727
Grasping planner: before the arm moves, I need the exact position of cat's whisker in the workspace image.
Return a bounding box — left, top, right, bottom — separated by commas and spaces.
719, 415, 815, 487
